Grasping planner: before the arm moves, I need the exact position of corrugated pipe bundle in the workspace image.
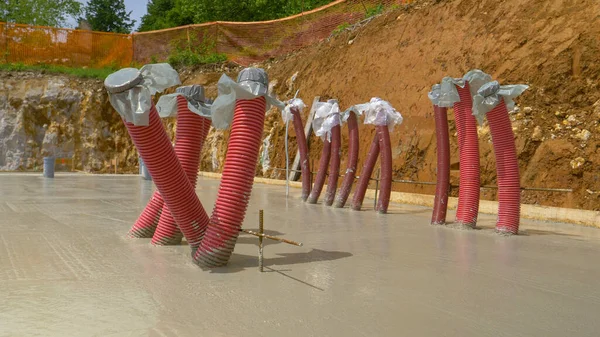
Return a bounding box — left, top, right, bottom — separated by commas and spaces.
282, 99, 311, 201
428, 84, 450, 225
333, 108, 360, 208
350, 98, 403, 213
439, 71, 491, 228
104, 64, 210, 250
194, 68, 284, 268
151, 86, 213, 245
129, 85, 211, 242
472, 80, 528, 235
307, 100, 342, 205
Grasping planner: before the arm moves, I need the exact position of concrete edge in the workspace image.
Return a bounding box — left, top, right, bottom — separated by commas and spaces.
197, 171, 600, 228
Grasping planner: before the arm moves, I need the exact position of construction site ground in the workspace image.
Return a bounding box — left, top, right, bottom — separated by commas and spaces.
1, 173, 599, 337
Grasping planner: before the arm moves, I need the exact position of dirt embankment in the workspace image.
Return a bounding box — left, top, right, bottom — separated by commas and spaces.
1, 0, 598, 211
251, 0, 600, 211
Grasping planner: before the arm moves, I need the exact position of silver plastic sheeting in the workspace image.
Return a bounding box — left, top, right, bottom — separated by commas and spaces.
472, 81, 529, 124
211, 72, 285, 130
312, 100, 342, 142
428, 84, 442, 106
438, 76, 463, 108
463, 69, 493, 96
354, 97, 403, 131
281, 98, 306, 123
104, 63, 181, 126
156, 85, 212, 119
437, 69, 492, 108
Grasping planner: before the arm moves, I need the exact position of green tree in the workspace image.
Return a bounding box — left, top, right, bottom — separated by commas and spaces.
137, 0, 335, 32
0, 0, 82, 27
83, 0, 136, 34
139, 0, 194, 32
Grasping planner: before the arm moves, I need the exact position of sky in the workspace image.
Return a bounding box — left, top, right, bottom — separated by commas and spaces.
72, 0, 148, 31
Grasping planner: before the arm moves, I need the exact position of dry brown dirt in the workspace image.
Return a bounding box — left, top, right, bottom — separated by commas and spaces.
242, 0, 600, 211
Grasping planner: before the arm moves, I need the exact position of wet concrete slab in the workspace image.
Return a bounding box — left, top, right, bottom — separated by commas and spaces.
1, 173, 600, 336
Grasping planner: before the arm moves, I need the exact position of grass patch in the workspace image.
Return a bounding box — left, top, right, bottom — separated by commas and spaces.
366, 4, 384, 17
167, 48, 228, 67
0, 63, 117, 79
333, 22, 351, 35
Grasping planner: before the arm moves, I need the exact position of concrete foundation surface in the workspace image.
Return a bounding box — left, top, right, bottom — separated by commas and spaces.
1, 173, 600, 337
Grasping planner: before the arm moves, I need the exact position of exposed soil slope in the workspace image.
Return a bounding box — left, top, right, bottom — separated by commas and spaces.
254, 0, 600, 210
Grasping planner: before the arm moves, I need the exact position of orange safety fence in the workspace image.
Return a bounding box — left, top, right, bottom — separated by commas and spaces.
0, 22, 133, 68
1, 0, 410, 68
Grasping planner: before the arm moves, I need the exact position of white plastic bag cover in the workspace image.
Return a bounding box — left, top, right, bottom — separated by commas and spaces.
463, 69, 493, 96
211, 74, 285, 130
104, 63, 181, 126
428, 83, 442, 106
312, 100, 342, 142
472, 81, 529, 124
260, 134, 272, 175
156, 86, 212, 119
342, 102, 369, 122
282, 98, 306, 123
361, 97, 403, 131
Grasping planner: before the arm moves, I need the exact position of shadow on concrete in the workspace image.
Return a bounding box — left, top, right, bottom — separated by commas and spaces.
209, 249, 353, 275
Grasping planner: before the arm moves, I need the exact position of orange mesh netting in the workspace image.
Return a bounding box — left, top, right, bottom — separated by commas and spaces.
1, 0, 412, 68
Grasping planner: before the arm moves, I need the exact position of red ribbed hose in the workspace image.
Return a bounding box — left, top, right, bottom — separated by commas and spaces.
129, 192, 164, 238
431, 105, 450, 225
291, 108, 311, 201
323, 125, 341, 206
487, 100, 521, 234
453, 83, 480, 228
193, 97, 267, 267
351, 134, 380, 211
376, 125, 392, 214
152, 96, 212, 245
307, 137, 332, 204
334, 112, 359, 208
124, 103, 209, 249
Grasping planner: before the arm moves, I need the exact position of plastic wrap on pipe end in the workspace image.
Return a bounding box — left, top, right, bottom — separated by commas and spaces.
438, 76, 464, 108
462, 69, 493, 97
104, 63, 181, 126
312, 100, 342, 142
156, 85, 212, 119
211, 68, 285, 130
358, 97, 403, 131
282, 98, 306, 123
472, 81, 529, 124
428, 84, 442, 106
343, 101, 370, 123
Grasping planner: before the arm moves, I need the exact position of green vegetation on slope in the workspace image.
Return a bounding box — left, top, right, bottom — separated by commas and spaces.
0, 63, 116, 80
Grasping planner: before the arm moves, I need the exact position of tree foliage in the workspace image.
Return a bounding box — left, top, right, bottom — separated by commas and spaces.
0, 0, 82, 27
138, 0, 335, 32
83, 0, 136, 34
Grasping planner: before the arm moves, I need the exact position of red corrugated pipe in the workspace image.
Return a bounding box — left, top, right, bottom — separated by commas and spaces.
487, 99, 521, 234
376, 125, 392, 214
334, 112, 359, 208
151, 95, 212, 245
453, 83, 480, 228
290, 107, 311, 201
351, 134, 379, 211
307, 137, 332, 204
431, 104, 450, 225
323, 124, 341, 206
193, 96, 267, 267
125, 104, 210, 249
